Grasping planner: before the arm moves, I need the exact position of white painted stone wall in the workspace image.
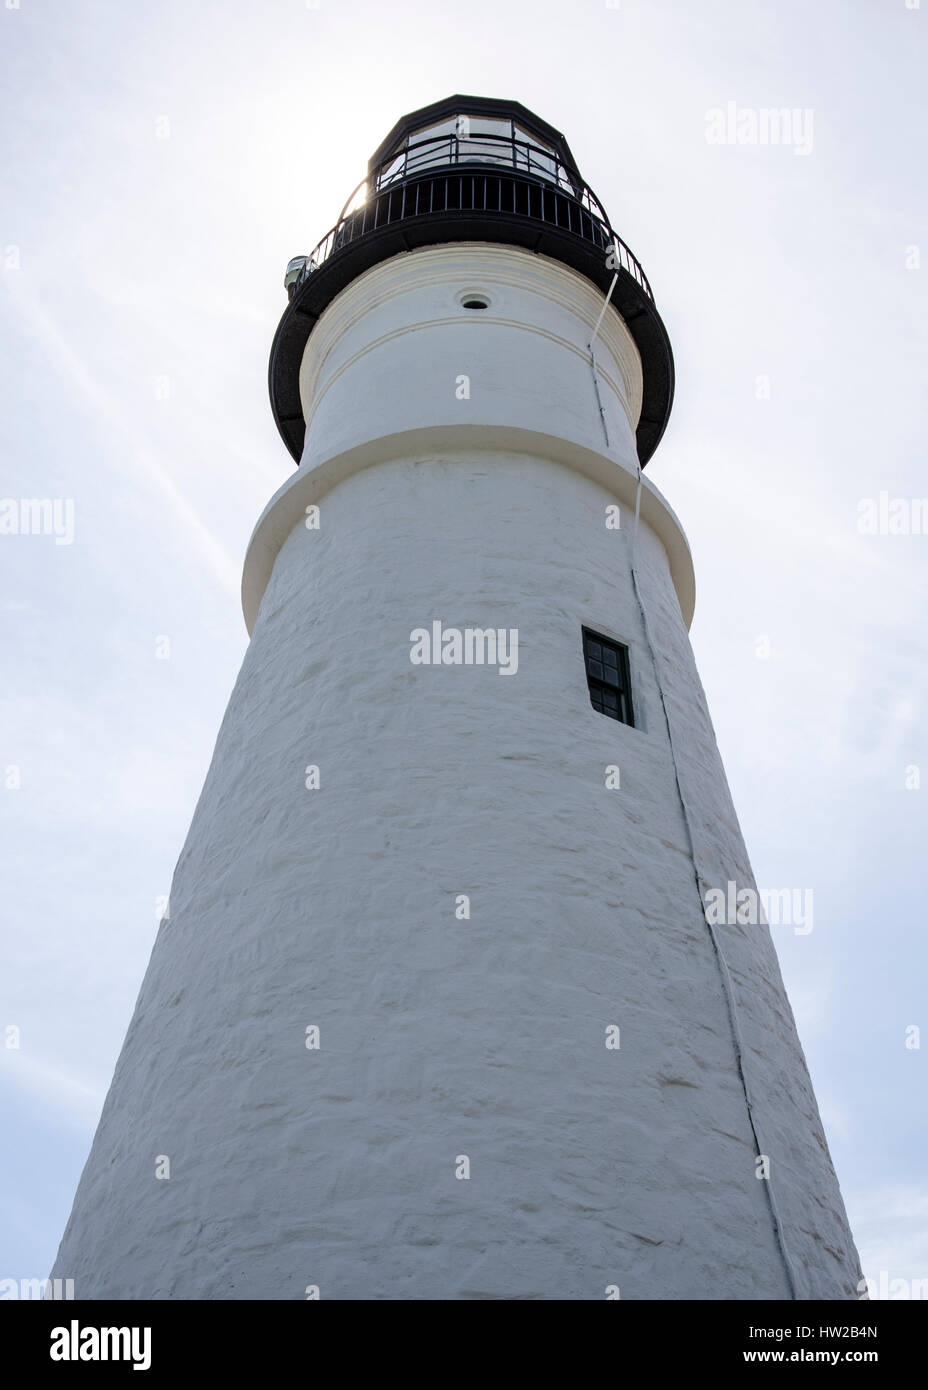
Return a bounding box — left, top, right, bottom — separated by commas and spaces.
52, 245, 862, 1299
296, 245, 643, 473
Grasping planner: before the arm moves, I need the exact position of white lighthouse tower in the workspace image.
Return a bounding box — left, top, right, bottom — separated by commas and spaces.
53, 97, 862, 1300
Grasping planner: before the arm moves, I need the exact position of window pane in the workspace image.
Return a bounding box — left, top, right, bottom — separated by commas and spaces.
409, 117, 460, 143
463, 116, 512, 138
514, 123, 553, 152
376, 153, 406, 188
525, 147, 557, 181
457, 136, 512, 167
583, 629, 634, 728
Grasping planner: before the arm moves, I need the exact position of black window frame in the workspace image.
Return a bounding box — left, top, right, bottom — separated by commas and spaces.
582, 627, 634, 727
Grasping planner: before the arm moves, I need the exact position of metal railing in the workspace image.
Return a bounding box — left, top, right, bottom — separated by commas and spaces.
375, 132, 596, 203
288, 136, 653, 303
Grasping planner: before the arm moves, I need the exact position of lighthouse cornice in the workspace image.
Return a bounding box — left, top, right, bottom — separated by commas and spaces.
241, 424, 695, 636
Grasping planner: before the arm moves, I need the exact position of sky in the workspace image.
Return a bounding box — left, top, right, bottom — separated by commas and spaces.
1, 0, 925, 1295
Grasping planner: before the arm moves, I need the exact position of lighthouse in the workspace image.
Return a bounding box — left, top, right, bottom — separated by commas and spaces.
52, 96, 862, 1300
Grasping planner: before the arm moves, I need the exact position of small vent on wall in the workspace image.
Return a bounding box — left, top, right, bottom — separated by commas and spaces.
457, 291, 491, 310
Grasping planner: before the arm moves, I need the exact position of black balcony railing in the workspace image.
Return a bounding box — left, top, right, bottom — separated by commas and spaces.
288, 136, 653, 303
376, 132, 580, 195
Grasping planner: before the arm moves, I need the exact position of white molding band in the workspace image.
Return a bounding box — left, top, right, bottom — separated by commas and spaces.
241, 424, 695, 635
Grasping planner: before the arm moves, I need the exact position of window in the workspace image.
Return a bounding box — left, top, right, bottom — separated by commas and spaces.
465, 116, 512, 138
582, 628, 634, 726
409, 117, 460, 143
376, 152, 406, 187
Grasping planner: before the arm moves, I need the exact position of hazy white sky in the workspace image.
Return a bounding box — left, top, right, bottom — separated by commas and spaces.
1, 0, 925, 1293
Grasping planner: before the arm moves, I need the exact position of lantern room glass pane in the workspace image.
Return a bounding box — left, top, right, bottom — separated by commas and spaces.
514, 123, 553, 151
463, 115, 512, 138
512, 125, 559, 185
457, 136, 512, 167
377, 153, 406, 187
411, 117, 460, 141
375, 113, 568, 188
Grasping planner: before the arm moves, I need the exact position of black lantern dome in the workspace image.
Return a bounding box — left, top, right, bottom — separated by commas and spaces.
270, 96, 674, 467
